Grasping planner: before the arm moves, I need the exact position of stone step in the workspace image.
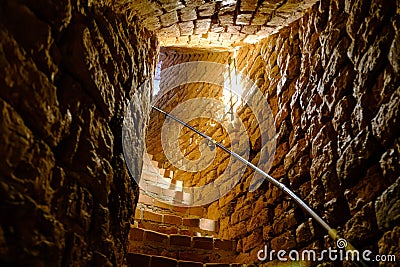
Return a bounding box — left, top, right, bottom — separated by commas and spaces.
127, 253, 245, 267
135, 191, 218, 236
143, 152, 174, 179
130, 227, 233, 251
142, 163, 174, 179
138, 193, 206, 218
134, 206, 219, 234
129, 227, 237, 264
136, 220, 202, 236
138, 180, 193, 205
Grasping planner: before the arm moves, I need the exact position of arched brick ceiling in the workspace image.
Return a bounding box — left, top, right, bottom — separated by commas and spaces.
118, 0, 318, 49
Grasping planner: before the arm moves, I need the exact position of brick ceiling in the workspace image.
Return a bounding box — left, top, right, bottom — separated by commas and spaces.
119, 0, 318, 49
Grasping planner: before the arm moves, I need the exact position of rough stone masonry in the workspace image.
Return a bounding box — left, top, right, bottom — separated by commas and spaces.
145, 0, 400, 265
0, 0, 158, 265
1, 0, 400, 266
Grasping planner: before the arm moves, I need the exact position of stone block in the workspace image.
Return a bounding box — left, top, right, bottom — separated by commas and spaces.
332, 95, 356, 132
127, 253, 150, 267
164, 214, 182, 225
219, 32, 231, 41
252, 13, 268, 25
169, 234, 191, 247
243, 228, 263, 253
158, 24, 180, 38
219, 14, 234, 25
189, 34, 201, 45
195, 19, 211, 34
192, 236, 214, 249
161, 1, 185, 12
375, 177, 400, 231
284, 138, 309, 170
160, 11, 179, 27
344, 164, 387, 214
288, 155, 310, 187
179, 7, 197, 21
324, 197, 350, 226
183, 218, 199, 227
214, 239, 234, 251
130, 227, 145, 241
336, 128, 379, 186
371, 88, 400, 148
199, 218, 217, 232
226, 25, 241, 34
271, 231, 296, 251
378, 226, 400, 263
199, 2, 216, 17
311, 122, 335, 159
143, 210, 163, 222
240, 0, 258, 12
189, 206, 204, 217
270, 141, 289, 169
267, 14, 287, 27
143, 16, 161, 31
344, 202, 379, 244
211, 24, 224, 33
272, 209, 299, 235
185, 0, 205, 7
241, 25, 259, 35
179, 261, 203, 267
295, 219, 315, 245
380, 139, 400, 183
151, 256, 176, 267
236, 13, 252, 25
144, 230, 169, 244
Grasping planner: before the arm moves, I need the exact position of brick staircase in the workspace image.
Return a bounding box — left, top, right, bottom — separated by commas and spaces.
134, 194, 218, 236
128, 227, 239, 266
128, 154, 244, 267
127, 253, 243, 267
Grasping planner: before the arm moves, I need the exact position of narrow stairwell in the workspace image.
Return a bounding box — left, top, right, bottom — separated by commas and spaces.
128, 154, 245, 267
128, 227, 239, 266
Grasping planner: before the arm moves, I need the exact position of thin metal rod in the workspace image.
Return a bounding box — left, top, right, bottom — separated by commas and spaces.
151, 105, 367, 266
152, 105, 332, 232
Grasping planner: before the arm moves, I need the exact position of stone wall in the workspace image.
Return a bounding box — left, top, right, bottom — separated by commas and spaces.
0, 0, 158, 266
129, 227, 236, 264
147, 47, 232, 190
118, 0, 318, 48
213, 0, 400, 264
147, 0, 400, 265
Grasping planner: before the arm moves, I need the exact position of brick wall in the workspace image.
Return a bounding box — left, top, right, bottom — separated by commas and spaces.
129, 227, 236, 263
118, 0, 319, 48
214, 0, 400, 264
0, 0, 158, 265
147, 47, 233, 191
146, 0, 400, 265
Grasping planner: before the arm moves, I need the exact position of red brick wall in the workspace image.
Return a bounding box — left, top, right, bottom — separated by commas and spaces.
213, 0, 400, 264
144, 0, 400, 265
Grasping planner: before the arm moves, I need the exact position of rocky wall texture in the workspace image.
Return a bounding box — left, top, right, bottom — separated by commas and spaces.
146, 48, 233, 191
0, 0, 158, 265
118, 0, 318, 48
144, 0, 399, 265
209, 0, 400, 265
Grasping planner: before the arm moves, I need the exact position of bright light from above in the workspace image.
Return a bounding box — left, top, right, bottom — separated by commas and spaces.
221, 0, 236, 6
153, 60, 162, 96
222, 64, 243, 121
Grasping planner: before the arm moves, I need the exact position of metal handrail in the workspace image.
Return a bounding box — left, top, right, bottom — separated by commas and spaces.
151, 105, 367, 266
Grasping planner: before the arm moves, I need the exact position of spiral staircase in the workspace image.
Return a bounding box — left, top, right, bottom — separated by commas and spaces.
127, 154, 246, 267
